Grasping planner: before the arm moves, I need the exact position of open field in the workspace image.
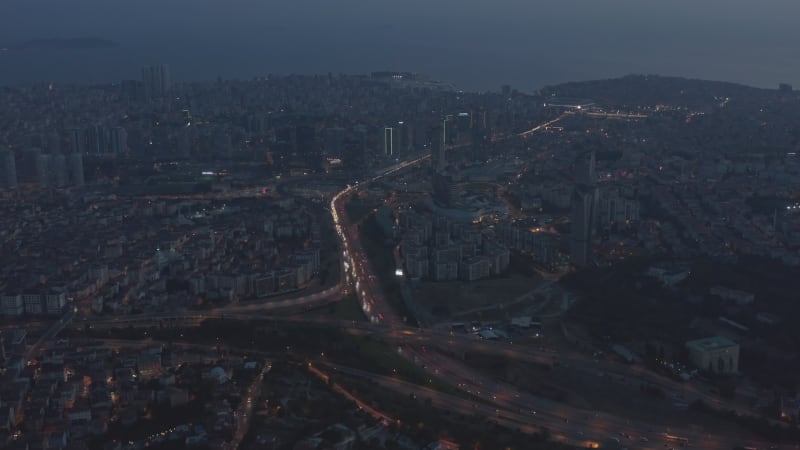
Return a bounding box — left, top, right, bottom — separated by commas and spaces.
413, 274, 542, 321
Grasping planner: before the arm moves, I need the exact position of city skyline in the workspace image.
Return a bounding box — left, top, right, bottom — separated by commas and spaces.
2, 3, 800, 450
2, 64, 799, 450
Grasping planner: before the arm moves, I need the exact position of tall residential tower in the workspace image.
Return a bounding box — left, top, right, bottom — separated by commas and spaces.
0, 151, 17, 188
570, 150, 598, 267
141, 64, 172, 99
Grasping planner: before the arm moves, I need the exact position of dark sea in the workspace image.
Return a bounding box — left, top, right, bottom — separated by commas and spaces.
1, 0, 799, 91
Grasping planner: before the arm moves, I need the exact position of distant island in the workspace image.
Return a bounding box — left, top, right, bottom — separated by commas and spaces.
4, 37, 119, 51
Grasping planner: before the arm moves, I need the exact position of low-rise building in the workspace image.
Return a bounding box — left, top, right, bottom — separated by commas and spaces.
710, 286, 755, 305
1, 294, 23, 317
459, 257, 490, 281
686, 336, 739, 374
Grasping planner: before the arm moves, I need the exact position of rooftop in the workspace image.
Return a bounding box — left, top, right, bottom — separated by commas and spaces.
686, 336, 738, 351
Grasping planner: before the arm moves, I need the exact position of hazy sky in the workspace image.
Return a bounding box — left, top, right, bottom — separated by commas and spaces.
1, 0, 799, 91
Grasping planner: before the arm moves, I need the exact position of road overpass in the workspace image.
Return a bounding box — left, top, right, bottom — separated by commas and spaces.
75, 306, 791, 449
57, 126, 795, 450
80, 307, 776, 428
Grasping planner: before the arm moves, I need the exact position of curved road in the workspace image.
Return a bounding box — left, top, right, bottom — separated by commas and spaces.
328, 121, 795, 450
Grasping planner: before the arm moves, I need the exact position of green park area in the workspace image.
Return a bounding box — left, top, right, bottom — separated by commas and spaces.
357, 213, 417, 324
414, 274, 541, 321
562, 257, 693, 343
329, 293, 367, 321
345, 196, 379, 224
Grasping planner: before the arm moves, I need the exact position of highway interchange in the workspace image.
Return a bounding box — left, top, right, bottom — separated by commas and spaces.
325, 120, 792, 449
70, 117, 795, 449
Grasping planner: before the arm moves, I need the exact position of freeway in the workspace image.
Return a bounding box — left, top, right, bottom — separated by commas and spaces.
327, 118, 794, 450
75, 316, 792, 449
80, 308, 767, 426
224, 282, 343, 312
403, 346, 761, 450
322, 363, 546, 435
55, 119, 795, 449
307, 363, 394, 423
330, 154, 430, 327
518, 114, 569, 138
323, 340, 783, 450
396, 326, 790, 436
76, 281, 343, 329
227, 362, 271, 450
76, 313, 372, 334
581, 111, 649, 119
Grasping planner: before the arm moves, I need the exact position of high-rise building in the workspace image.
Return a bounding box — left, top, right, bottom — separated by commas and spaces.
21, 147, 42, 182
84, 126, 102, 154
597, 189, 640, 227
574, 150, 596, 186
396, 121, 414, 153
1, 151, 17, 188
443, 115, 453, 148
65, 129, 84, 155
470, 109, 490, 130
69, 153, 84, 186
69, 126, 126, 155
51, 153, 68, 186
570, 187, 596, 267
430, 116, 458, 207
46, 132, 61, 154
141, 64, 172, 99
110, 127, 128, 154
571, 150, 598, 267
451, 113, 472, 146
383, 127, 394, 156
295, 124, 321, 167
36, 154, 51, 187
383, 124, 406, 157
430, 125, 446, 172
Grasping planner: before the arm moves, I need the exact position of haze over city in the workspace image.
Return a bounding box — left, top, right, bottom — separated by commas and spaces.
2, 1, 800, 450
2, 0, 800, 90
